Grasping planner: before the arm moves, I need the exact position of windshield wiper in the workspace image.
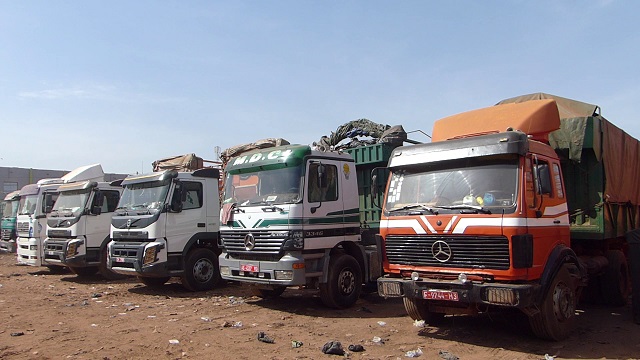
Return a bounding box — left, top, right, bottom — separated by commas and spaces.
388, 204, 438, 215
261, 204, 285, 213
434, 205, 492, 214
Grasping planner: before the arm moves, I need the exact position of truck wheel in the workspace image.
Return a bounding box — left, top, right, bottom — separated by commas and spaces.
601, 250, 630, 306
139, 276, 171, 288
529, 264, 577, 340
181, 248, 221, 291
251, 286, 287, 299
69, 266, 97, 277
319, 253, 362, 309
403, 297, 445, 325
98, 247, 127, 280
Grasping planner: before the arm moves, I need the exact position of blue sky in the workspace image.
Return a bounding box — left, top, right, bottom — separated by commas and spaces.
1, 1, 638, 175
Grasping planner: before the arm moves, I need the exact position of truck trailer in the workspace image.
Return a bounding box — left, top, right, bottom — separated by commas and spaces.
377, 94, 639, 340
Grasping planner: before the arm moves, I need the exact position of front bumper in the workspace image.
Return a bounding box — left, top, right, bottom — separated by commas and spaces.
43, 239, 90, 267
0, 240, 17, 253
16, 237, 41, 266
219, 252, 307, 286
108, 241, 169, 277
377, 275, 539, 309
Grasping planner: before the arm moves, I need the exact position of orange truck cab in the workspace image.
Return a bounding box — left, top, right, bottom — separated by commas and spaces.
377, 94, 639, 340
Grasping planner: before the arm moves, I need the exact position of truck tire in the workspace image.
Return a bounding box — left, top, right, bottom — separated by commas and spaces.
139, 276, 171, 288
251, 286, 287, 299
98, 246, 127, 280
319, 253, 362, 309
403, 297, 445, 325
601, 250, 630, 306
529, 264, 577, 340
181, 248, 221, 291
69, 266, 98, 277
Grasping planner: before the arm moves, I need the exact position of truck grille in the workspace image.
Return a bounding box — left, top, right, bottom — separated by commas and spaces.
221, 230, 284, 255
385, 235, 510, 270
45, 242, 66, 252
1, 228, 15, 240
17, 222, 30, 233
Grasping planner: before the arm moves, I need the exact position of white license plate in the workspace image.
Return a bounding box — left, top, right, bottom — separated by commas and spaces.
115, 257, 125, 263
240, 264, 258, 272
46, 251, 57, 256
423, 289, 459, 301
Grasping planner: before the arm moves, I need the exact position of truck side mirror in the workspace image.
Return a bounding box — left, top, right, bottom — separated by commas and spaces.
537, 164, 552, 195
170, 181, 183, 213
91, 191, 104, 215
371, 172, 380, 209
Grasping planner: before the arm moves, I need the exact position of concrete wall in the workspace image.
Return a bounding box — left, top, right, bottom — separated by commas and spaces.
0, 166, 130, 199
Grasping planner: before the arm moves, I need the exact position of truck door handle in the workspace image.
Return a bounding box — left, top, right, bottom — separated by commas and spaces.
553, 220, 561, 224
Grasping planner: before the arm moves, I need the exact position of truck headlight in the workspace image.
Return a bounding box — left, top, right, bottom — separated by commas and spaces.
143, 245, 160, 265
274, 270, 293, 280
220, 266, 231, 276
282, 231, 304, 250
66, 242, 79, 257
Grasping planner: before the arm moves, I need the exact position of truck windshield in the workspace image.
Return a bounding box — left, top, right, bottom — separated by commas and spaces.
385, 158, 519, 214
50, 190, 90, 217
224, 166, 301, 206
2, 200, 19, 218
117, 181, 170, 212
18, 195, 39, 216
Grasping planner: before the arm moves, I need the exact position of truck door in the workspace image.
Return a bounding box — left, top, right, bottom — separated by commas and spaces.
303, 159, 345, 248
166, 180, 207, 248
527, 155, 571, 270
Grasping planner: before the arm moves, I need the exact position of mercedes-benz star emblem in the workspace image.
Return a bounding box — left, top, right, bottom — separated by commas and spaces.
244, 233, 256, 250
431, 240, 452, 262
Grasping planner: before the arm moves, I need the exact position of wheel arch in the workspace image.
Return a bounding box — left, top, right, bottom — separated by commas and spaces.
536, 244, 587, 303
181, 231, 220, 261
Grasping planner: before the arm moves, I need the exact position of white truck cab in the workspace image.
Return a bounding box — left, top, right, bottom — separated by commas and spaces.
43, 179, 124, 279
108, 168, 221, 291
16, 164, 107, 270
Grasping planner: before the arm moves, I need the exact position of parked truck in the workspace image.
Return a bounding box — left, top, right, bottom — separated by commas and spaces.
218, 138, 402, 308
107, 154, 222, 291
42, 164, 124, 279
377, 93, 639, 340
16, 164, 107, 271
0, 190, 21, 252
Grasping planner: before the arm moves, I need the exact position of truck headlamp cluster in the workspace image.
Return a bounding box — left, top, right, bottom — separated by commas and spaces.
281, 231, 304, 250
143, 245, 160, 265
484, 287, 519, 306
66, 240, 83, 258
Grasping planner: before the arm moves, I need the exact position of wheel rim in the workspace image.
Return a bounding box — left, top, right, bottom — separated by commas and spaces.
338, 268, 355, 295
552, 281, 575, 321
192, 258, 214, 283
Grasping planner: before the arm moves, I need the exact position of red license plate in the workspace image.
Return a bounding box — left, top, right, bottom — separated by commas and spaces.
423, 289, 459, 301
240, 264, 258, 272
115, 257, 125, 263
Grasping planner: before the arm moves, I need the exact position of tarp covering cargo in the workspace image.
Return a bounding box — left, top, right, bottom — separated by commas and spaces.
314, 119, 407, 150
220, 138, 290, 168
498, 93, 640, 238
498, 93, 640, 205
152, 154, 204, 172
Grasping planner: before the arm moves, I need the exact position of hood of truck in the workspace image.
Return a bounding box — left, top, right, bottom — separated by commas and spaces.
222, 203, 296, 230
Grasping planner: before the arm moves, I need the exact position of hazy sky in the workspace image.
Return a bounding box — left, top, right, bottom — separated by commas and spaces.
1, 1, 637, 175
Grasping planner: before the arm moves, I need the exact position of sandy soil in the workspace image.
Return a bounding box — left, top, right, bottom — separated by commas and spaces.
0, 252, 639, 360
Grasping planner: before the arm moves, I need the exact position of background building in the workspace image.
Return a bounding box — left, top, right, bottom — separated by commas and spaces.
0, 166, 130, 199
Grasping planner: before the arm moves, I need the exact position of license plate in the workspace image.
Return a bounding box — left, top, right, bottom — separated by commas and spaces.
46, 251, 57, 256
240, 264, 258, 272
115, 257, 125, 263
423, 289, 459, 301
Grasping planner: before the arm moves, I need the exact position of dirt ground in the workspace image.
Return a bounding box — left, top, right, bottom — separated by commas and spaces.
0, 252, 639, 360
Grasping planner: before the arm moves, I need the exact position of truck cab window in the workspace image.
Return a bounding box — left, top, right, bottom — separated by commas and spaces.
535, 162, 553, 196
102, 191, 121, 213
182, 182, 203, 210
308, 163, 338, 203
